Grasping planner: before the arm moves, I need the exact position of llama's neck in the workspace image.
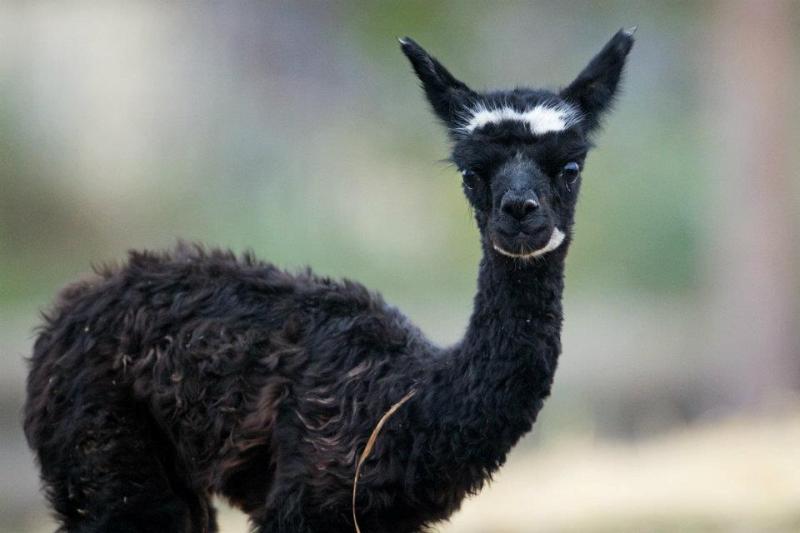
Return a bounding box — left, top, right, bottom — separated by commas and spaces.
419, 240, 566, 483
456, 244, 565, 428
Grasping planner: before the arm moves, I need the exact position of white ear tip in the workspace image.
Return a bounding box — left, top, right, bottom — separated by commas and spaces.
623, 25, 638, 37
397, 37, 410, 46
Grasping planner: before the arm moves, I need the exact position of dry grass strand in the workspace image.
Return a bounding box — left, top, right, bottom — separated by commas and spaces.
352, 389, 417, 533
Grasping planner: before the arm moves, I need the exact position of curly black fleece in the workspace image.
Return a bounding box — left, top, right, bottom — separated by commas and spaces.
24, 31, 633, 533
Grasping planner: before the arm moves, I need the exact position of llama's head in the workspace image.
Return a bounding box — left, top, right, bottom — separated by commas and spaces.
401, 29, 635, 260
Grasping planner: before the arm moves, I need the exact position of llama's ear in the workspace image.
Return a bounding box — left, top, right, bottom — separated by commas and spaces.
560, 27, 636, 133
399, 37, 475, 129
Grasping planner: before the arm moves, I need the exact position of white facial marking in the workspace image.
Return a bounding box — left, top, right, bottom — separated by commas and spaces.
493, 227, 566, 259
460, 103, 580, 136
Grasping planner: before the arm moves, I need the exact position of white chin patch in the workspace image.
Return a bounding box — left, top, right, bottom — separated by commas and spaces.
460, 103, 580, 136
493, 228, 566, 260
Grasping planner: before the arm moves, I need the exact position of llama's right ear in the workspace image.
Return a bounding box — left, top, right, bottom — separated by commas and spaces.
400, 37, 475, 129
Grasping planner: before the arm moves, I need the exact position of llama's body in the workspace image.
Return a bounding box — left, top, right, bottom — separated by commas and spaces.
25, 30, 634, 533
25, 245, 561, 532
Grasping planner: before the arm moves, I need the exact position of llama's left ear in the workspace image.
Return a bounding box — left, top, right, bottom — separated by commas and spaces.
561, 27, 636, 133
400, 37, 476, 129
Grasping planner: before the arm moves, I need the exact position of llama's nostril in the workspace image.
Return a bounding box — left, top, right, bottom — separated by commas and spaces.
502, 196, 539, 219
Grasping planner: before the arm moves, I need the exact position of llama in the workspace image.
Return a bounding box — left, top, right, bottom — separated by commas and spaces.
24, 29, 635, 533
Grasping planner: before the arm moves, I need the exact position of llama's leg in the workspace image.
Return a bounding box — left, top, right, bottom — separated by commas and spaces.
253, 505, 321, 533
247, 423, 321, 533
251, 481, 314, 533
206, 502, 219, 533
254, 515, 312, 533
33, 394, 205, 532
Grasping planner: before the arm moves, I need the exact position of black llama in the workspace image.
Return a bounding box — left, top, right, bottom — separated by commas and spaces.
25, 29, 635, 533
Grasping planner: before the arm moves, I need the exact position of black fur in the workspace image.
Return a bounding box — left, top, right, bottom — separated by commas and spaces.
24, 31, 634, 533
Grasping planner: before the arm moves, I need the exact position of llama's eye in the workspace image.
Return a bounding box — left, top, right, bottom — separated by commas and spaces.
560, 162, 580, 183
460, 169, 479, 188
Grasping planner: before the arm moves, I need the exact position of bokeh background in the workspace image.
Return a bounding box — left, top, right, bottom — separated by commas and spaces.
2, 1, 799, 532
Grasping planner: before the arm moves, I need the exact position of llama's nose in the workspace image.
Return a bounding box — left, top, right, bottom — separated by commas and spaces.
501, 193, 540, 220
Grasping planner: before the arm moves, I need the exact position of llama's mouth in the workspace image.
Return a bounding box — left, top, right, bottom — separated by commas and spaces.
492, 227, 566, 259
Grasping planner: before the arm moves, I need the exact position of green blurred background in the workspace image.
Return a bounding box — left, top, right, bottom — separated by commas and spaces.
2, 1, 799, 531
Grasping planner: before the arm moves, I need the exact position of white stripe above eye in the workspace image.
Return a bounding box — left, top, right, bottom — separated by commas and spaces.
460, 103, 581, 135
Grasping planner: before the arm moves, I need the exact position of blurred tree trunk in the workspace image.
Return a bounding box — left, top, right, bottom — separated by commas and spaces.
703, 0, 798, 408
